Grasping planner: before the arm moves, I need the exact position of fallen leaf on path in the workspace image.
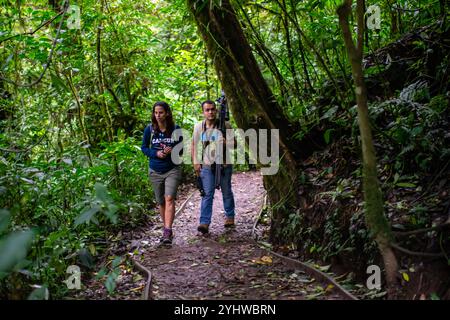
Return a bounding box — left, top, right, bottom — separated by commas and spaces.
325, 284, 334, 293
258, 241, 272, 249
314, 264, 331, 272
132, 274, 143, 282
251, 255, 273, 265
129, 285, 144, 292
297, 278, 315, 283
306, 292, 324, 300
402, 272, 410, 282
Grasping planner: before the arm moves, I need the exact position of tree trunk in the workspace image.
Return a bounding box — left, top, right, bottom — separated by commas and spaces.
96, 2, 114, 143
65, 71, 93, 166
186, 0, 301, 240
97, 0, 120, 187
337, 0, 399, 296
204, 47, 211, 100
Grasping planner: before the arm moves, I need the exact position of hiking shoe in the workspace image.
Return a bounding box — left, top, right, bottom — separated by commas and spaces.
224, 217, 235, 228
197, 224, 209, 234
161, 228, 173, 244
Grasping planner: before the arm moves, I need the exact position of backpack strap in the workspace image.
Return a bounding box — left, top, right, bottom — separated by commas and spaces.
145, 123, 153, 145
201, 120, 220, 163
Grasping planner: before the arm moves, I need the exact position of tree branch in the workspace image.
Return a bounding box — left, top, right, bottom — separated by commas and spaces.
0, 9, 65, 44
394, 208, 450, 237
391, 243, 446, 258
0, 0, 69, 88
337, 0, 358, 60
0, 133, 47, 153
394, 222, 450, 237
356, 0, 365, 55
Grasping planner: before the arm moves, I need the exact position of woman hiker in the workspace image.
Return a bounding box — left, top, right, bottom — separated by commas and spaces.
141, 101, 183, 244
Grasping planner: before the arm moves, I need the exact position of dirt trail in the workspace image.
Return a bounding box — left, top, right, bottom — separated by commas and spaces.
133, 171, 344, 300
77, 171, 347, 300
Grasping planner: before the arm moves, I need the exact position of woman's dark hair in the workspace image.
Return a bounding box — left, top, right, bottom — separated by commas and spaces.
151, 101, 175, 135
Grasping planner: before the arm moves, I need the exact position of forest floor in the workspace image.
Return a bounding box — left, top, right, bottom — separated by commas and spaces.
74, 171, 349, 300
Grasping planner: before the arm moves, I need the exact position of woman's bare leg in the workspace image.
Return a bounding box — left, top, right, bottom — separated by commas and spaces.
164, 195, 175, 229
159, 203, 165, 225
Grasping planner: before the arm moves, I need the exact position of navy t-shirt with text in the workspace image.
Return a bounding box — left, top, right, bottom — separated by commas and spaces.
141, 124, 183, 173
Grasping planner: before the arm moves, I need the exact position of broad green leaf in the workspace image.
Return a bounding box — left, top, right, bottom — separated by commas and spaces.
319, 264, 331, 272
112, 256, 123, 268
95, 183, 111, 203
430, 292, 440, 300
258, 241, 272, 249
62, 158, 73, 166
324, 129, 333, 144
78, 248, 94, 269
105, 204, 119, 224
28, 286, 49, 300
20, 177, 35, 185
320, 105, 338, 120
50, 73, 69, 92
396, 182, 416, 188
0, 209, 11, 234
74, 205, 101, 226
105, 272, 118, 294
0, 230, 34, 275
95, 267, 108, 280
0, 156, 9, 165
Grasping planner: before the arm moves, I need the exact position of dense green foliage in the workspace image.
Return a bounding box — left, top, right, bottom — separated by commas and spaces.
1, 0, 448, 298
0, 0, 217, 298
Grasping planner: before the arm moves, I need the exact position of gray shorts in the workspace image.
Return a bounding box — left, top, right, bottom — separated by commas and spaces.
149, 166, 182, 205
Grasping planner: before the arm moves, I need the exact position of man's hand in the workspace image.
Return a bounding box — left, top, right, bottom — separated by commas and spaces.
194, 164, 201, 176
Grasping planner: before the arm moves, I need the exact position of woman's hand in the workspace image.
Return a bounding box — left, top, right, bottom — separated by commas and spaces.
157, 150, 167, 158
163, 146, 172, 154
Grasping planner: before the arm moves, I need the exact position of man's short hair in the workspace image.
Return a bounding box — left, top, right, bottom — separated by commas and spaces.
201, 100, 216, 110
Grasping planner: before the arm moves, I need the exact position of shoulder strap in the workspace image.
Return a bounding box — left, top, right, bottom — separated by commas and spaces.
172, 124, 182, 141
146, 123, 153, 144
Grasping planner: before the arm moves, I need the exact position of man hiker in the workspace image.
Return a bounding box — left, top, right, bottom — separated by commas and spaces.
191, 100, 236, 234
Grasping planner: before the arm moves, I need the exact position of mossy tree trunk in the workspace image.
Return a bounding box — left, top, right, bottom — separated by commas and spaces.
186, 0, 301, 240
337, 0, 399, 295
